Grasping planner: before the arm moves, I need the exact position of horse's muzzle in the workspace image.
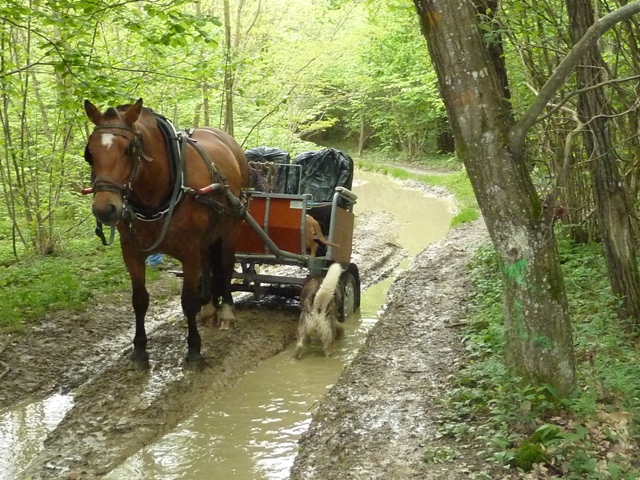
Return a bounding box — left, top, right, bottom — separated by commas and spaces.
92, 201, 122, 226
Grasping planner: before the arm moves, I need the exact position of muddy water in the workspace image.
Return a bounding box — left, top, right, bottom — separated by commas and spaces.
108, 171, 454, 479
107, 280, 392, 480
0, 394, 74, 480
353, 170, 453, 256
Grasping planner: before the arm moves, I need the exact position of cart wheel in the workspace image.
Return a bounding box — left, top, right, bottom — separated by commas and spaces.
339, 266, 360, 321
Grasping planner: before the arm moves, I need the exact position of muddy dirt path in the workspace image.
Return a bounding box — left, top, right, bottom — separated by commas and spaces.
0, 207, 407, 479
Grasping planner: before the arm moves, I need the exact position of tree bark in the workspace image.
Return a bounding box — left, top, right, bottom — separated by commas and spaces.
567, 0, 640, 320
472, 0, 511, 106
414, 0, 576, 395
222, 0, 234, 135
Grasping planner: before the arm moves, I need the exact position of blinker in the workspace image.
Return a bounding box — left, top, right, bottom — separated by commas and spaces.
84, 145, 93, 165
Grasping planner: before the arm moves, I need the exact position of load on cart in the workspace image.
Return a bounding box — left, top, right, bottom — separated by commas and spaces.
235, 147, 361, 319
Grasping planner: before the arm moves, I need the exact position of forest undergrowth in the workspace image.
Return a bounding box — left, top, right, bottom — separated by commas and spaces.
437, 242, 640, 479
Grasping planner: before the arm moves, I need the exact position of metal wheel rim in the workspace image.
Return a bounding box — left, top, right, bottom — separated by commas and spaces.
343, 276, 356, 317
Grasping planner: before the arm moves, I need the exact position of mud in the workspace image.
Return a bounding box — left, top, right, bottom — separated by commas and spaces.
291, 219, 496, 479
0, 171, 489, 480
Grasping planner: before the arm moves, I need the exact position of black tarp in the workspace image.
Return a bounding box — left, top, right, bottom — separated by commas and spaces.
287, 148, 354, 204
245, 146, 290, 164
244, 146, 291, 193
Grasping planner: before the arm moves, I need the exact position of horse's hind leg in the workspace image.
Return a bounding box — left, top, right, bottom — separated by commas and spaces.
215, 237, 237, 331
181, 256, 203, 362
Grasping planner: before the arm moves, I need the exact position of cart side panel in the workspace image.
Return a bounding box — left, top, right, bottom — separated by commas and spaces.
236, 196, 267, 254
328, 207, 354, 264
237, 196, 305, 255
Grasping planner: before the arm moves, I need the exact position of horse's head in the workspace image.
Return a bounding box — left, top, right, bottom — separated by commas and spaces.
84, 99, 144, 226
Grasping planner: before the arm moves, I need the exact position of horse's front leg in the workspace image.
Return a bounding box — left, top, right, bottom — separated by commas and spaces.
121, 244, 149, 363
181, 256, 203, 363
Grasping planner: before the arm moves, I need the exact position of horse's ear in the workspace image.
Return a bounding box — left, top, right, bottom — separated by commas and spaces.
123, 98, 143, 126
84, 100, 102, 125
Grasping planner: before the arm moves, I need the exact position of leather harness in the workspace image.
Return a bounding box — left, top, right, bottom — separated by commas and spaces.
84, 113, 235, 250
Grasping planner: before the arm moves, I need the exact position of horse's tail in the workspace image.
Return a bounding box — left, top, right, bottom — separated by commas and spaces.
312, 263, 342, 314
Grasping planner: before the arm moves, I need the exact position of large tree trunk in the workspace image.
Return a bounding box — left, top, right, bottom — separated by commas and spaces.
413, 0, 576, 395
567, 0, 640, 321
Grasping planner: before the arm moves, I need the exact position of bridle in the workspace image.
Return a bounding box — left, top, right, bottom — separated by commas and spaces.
83, 119, 189, 252
84, 122, 151, 247
84, 123, 146, 196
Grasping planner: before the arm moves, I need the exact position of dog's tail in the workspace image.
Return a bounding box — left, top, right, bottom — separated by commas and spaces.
316, 234, 340, 248
313, 263, 342, 313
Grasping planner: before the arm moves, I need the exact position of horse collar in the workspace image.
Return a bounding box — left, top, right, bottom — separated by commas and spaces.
122, 115, 186, 221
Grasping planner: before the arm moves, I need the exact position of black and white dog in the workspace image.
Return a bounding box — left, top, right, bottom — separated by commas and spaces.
294, 263, 344, 359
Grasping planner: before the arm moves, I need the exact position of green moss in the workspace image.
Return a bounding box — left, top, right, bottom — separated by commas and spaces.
512, 442, 546, 471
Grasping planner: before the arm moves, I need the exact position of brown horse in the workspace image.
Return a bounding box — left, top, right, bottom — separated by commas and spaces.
83, 98, 249, 363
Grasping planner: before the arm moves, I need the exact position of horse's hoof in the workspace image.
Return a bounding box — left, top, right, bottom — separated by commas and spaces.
200, 303, 217, 327
201, 315, 216, 328
131, 349, 149, 362
130, 352, 150, 370
219, 320, 230, 331
185, 350, 203, 363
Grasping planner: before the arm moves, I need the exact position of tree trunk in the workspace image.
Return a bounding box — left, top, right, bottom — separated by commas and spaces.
567, 0, 640, 321
222, 0, 234, 135
435, 116, 454, 153
203, 83, 210, 127
358, 108, 366, 156
413, 0, 576, 395
472, 0, 512, 107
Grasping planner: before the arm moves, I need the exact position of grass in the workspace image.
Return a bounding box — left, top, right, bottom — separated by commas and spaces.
436, 241, 640, 478
0, 234, 131, 332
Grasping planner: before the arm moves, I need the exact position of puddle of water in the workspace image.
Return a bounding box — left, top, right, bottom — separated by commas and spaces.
0, 393, 74, 480
353, 170, 453, 256
0, 300, 185, 480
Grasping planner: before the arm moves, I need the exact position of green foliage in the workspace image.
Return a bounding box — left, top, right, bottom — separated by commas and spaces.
451, 207, 477, 227
435, 240, 640, 478
423, 445, 461, 464
1, 0, 452, 259
512, 441, 546, 471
